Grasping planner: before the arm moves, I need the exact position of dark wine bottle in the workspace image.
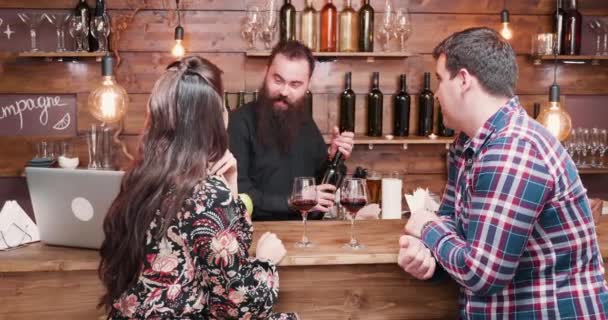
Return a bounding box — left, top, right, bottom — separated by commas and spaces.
253, 90, 258, 102
358, 0, 374, 52
393, 74, 410, 137
554, 0, 566, 55
418, 72, 434, 136
340, 72, 356, 132
321, 151, 344, 186
563, 0, 581, 55
367, 72, 383, 137
533, 102, 541, 119
305, 90, 313, 117
75, 0, 91, 51
279, 0, 296, 43
437, 103, 454, 137
224, 91, 231, 112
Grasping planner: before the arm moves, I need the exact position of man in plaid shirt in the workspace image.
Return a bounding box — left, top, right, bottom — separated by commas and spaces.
399, 27, 608, 319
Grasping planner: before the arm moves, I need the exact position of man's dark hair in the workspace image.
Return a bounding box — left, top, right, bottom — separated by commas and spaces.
433, 27, 518, 98
268, 40, 316, 78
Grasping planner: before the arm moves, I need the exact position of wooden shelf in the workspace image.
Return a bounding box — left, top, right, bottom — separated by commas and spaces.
17, 51, 108, 58
323, 134, 454, 150
531, 54, 608, 65
247, 51, 417, 62
578, 168, 608, 175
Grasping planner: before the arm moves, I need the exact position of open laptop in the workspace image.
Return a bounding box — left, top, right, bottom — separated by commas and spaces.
25, 167, 124, 249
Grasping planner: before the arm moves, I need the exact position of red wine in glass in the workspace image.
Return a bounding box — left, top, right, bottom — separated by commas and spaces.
340, 177, 367, 249
340, 197, 367, 214
292, 198, 318, 212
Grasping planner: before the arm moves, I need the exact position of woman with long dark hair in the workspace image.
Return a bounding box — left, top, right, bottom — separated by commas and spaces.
99, 56, 296, 319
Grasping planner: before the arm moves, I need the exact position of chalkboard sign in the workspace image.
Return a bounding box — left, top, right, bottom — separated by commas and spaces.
0, 94, 77, 136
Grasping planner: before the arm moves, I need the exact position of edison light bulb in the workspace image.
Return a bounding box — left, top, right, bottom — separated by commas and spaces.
500, 9, 512, 40
88, 56, 128, 124
537, 101, 572, 141
500, 22, 513, 40
172, 39, 185, 58
172, 25, 186, 58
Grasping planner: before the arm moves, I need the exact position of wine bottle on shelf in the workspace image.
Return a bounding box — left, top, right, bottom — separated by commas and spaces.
253, 90, 258, 102
418, 72, 434, 136
320, 0, 338, 52
563, 0, 581, 55
358, 0, 374, 52
280, 0, 296, 43
393, 74, 410, 137
224, 91, 231, 112
340, 71, 356, 132
237, 91, 246, 108
75, 0, 91, 51
367, 72, 383, 137
305, 90, 313, 117
301, 0, 318, 51
554, 0, 566, 55
437, 103, 454, 137
338, 0, 358, 52
533, 102, 541, 119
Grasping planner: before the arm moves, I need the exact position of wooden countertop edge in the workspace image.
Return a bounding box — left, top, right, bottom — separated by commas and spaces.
2, 221, 607, 273
0, 250, 399, 273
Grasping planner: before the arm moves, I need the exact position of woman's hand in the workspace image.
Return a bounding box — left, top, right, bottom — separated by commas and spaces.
209, 150, 238, 198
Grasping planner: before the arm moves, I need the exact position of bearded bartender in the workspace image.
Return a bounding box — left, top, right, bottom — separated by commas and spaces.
228, 41, 355, 221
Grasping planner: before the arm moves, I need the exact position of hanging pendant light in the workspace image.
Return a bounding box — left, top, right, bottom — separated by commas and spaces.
500, 0, 513, 40
88, 55, 128, 124
171, 0, 186, 58
537, 83, 572, 141
536, 0, 572, 142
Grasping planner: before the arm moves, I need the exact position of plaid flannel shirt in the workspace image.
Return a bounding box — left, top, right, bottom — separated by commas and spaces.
421, 97, 608, 319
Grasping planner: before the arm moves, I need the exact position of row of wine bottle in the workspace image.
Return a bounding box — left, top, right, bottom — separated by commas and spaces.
75, 0, 108, 52
554, 0, 582, 55
340, 71, 454, 137
280, 0, 374, 52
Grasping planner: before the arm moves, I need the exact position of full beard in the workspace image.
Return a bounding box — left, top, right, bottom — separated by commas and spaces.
254, 85, 307, 155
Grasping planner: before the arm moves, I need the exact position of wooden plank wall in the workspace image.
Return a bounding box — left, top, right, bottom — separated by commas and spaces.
0, 0, 607, 198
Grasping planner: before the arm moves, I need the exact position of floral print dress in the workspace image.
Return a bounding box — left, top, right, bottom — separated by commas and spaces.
109, 176, 298, 320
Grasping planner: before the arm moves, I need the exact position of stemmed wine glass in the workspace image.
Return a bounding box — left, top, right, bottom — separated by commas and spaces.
241, 5, 262, 50
599, 129, 607, 168
340, 177, 368, 249
394, 7, 413, 51
17, 12, 50, 52
68, 15, 89, 52
91, 14, 111, 52
377, 0, 395, 52
290, 177, 318, 248
260, 9, 278, 49
48, 13, 72, 52
588, 20, 604, 57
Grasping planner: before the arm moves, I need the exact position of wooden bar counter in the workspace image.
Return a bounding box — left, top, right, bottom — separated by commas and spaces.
2, 219, 608, 319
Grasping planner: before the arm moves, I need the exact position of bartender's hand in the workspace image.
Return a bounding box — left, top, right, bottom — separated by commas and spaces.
405, 209, 440, 238
328, 126, 355, 160
398, 235, 436, 280
208, 150, 238, 198
312, 184, 336, 213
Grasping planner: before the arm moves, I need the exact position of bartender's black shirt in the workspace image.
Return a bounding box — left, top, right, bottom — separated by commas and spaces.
228, 102, 328, 221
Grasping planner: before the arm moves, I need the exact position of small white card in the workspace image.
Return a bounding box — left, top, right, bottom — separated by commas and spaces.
0, 200, 40, 250
404, 188, 440, 213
